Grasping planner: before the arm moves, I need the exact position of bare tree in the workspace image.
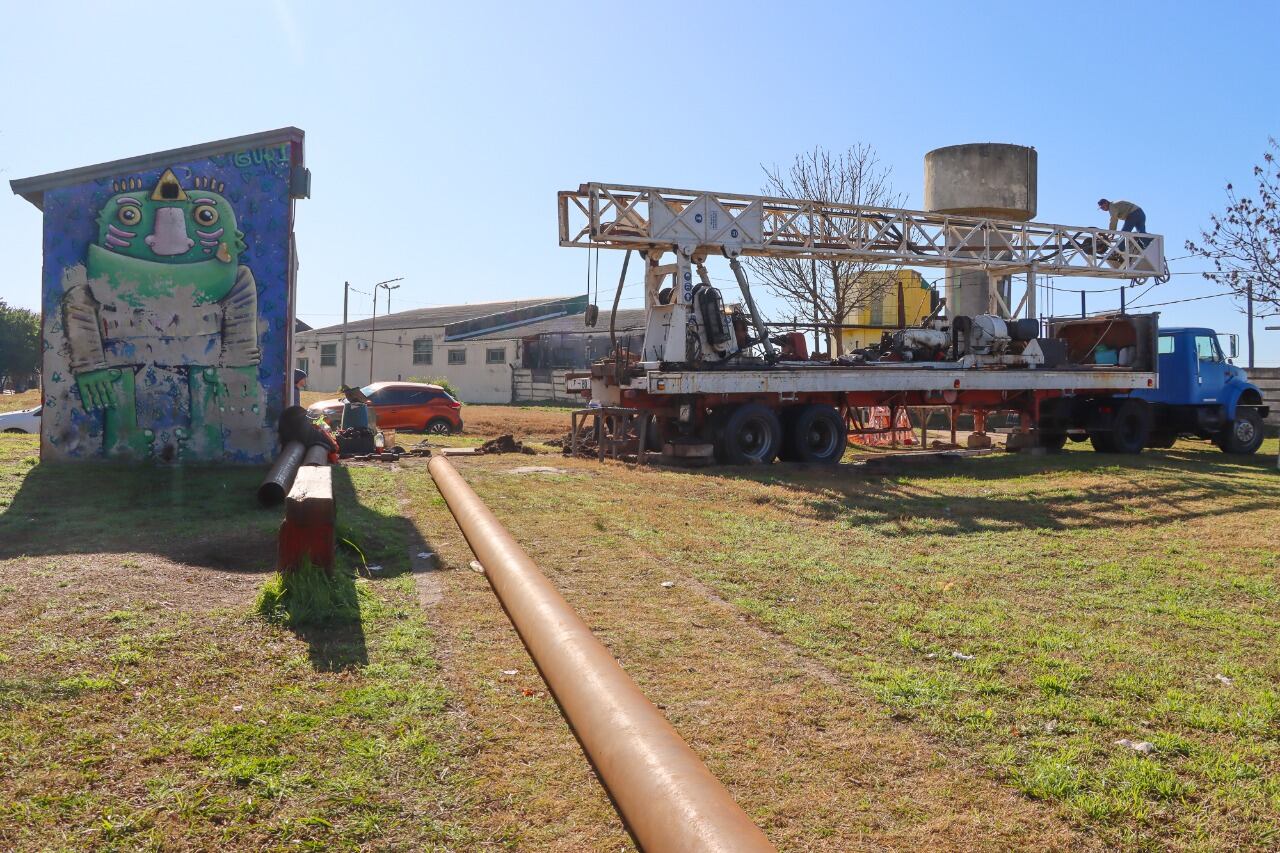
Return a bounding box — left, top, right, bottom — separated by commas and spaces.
1185, 138, 1280, 309
750, 145, 904, 355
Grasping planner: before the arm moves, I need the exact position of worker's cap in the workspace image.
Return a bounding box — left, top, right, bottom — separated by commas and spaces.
293, 368, 308, 383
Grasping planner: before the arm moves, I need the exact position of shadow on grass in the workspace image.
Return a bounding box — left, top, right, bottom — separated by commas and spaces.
275, 465, 441, 673
697, 444, 1280, 535
0, 453, 443, 673
0, 462, 278, 569
294, 619, 368, 672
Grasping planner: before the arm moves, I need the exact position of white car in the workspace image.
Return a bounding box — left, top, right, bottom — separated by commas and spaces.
0, 406, 41, 434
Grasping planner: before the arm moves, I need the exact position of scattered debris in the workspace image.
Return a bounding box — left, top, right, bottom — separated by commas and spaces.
469, 560, 484, 574
951, 651, 975, 661
368, 564, 385, 574
502, 669, 519, 676
924, 653, 937, 660
1115, 738, 1156, 755
545, 436, 566, 448
344, 450, 406, 462
1044, 719, 1060, 734
1213, 673, 1233, 687
440, 447, 479, 457
506, 465, 570, 475
416, 551, 433, 559
660, 581, 675, 589
478, 434, 536, 455
233, 704, 243, 713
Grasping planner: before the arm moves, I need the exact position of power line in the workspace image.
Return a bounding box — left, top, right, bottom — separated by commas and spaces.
1126, 291, 1239, 310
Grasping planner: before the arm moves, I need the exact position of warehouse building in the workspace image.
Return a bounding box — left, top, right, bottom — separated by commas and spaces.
295, 295, 645, 403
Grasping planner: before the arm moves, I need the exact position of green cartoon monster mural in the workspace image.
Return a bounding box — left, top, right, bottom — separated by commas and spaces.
61, 169, 265, 460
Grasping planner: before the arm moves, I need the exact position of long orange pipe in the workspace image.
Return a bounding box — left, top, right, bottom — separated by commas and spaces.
428, 455, 775, 853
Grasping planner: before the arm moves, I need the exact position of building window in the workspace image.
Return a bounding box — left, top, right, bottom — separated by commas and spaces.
296, 357, 309, 374
448, 349, 466, 365
869, 299, 884, 326
486, 347, 506, 364
413, 337, 434, 365
320, 343, 337, 366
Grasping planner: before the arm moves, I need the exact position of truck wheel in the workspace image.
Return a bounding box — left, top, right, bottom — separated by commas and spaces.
1218, 408, 1264, 455
787, 404, 847, 464
717, 403, 782, 465
1091, 400, 1149, 454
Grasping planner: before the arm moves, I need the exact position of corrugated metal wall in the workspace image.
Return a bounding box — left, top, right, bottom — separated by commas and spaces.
1246, 368, 1280, 427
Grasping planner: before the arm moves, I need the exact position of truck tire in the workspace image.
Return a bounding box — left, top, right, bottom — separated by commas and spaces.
717, 403, 782, 465
1091, 399, 1149, 454
1217, 408, 1264, 455
787, 404, 847, 464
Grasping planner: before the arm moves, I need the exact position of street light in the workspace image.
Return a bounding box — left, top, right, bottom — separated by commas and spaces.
368, 277, 404, 384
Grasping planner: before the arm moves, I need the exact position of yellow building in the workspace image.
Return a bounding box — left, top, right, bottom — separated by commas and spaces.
837, 269, 935, 353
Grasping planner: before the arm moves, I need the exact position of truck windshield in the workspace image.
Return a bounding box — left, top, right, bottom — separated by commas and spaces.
1194, 336, 1221, 362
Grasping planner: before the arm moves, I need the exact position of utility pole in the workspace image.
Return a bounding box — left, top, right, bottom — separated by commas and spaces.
368, 277, 404, 384
811, 258, 820, 355
1247, 279, 1255, 369
369, 288, 378, 384
340, 281, 349, 389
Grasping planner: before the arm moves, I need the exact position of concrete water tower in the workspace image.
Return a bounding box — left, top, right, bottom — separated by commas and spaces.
924, 143, 1037, 319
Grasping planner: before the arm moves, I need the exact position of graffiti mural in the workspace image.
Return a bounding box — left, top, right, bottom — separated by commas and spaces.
18, 131, 306, 463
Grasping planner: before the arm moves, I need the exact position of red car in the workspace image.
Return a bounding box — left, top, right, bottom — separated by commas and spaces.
309, 382, 463, 434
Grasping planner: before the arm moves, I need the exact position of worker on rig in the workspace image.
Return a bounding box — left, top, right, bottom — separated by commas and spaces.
1098, 198, 1148, 237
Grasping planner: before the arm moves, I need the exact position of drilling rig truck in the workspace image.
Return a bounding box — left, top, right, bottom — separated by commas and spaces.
558, 183, 1266, 464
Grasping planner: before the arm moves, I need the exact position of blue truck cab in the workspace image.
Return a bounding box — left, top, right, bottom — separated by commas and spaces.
1130, 327, 1268, 453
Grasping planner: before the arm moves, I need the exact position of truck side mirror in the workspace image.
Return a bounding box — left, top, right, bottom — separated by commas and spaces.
1229, 334, 1240, 359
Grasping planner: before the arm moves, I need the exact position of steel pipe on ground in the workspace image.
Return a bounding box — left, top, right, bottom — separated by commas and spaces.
301, 444, 331, 467
427, 455, 774, 853
257, 440, 306, 506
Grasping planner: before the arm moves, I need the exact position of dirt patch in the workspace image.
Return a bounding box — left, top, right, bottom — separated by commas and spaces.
461, 405, 574, 440
0, 389, 40, 415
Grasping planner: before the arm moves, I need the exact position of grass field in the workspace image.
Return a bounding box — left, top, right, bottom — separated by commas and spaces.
1, 413, 1277, 850
0, 437, 476, 850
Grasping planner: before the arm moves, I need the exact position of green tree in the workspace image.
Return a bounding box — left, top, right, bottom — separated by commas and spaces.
0, 300, 40, 388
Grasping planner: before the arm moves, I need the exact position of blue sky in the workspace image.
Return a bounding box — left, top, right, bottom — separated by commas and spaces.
3, 1, 1278, 361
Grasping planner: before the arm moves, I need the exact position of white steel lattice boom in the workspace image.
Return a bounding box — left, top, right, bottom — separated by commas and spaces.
558, 183, 1167, 280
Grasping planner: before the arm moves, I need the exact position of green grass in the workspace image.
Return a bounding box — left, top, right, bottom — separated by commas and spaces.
454, 437, 1280, 850
255, 563, 363, 626
0, 434, 473, 851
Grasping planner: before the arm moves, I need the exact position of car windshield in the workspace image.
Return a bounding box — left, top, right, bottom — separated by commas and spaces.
359, 384, 378, 398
